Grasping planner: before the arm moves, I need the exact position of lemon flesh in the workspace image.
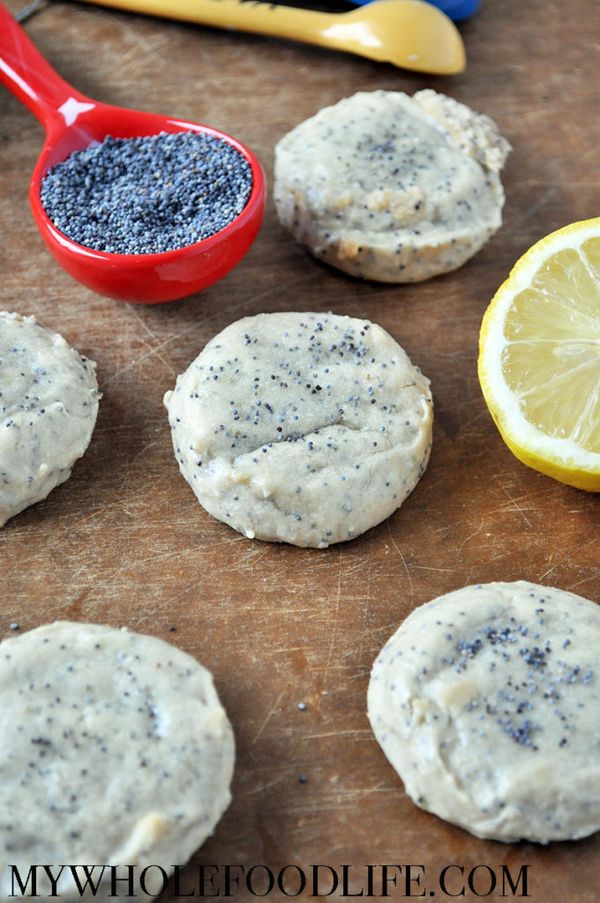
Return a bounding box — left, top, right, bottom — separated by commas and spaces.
478, 220, 600, 491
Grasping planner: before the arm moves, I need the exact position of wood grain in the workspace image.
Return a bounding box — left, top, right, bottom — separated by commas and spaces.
0, 0, 599, 900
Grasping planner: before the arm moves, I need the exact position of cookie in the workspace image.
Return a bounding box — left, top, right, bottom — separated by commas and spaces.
0, 312, 100, 526
164, 312, 432, 548
368, 581, 600, 843
274, 90, 510, 282
0, 621, 234, 901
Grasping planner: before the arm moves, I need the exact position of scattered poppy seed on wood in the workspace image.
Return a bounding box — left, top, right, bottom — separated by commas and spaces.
40, 132, 253, 255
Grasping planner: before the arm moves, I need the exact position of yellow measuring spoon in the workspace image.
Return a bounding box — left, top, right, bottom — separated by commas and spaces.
81, 0, 466, 75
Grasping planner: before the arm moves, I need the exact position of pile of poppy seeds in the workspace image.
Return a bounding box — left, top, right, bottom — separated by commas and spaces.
39, 131, 253, 255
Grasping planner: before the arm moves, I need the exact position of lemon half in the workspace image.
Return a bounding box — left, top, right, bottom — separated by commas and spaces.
478, 218, 600, 491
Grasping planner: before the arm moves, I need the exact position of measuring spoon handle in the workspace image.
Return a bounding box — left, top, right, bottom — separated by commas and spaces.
81, 0, 335, 44
0, 2, 86, 131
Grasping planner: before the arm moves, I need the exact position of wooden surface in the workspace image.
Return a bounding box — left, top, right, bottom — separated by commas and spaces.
1, 1, 599, 900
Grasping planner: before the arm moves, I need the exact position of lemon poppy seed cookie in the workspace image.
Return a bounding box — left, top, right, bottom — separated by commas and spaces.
164, 312, 432, 548
274, 90, 510, 282
0, 621, 234, 902
0, 312, 100, 526
368, 581, 600, 843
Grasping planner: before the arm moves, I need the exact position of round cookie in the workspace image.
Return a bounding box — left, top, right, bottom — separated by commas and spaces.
368, 581, 600, 843
274, 89, 511, 283
164, 312, 432, 548
0, 621, 234, 901
0, 312, 100, 526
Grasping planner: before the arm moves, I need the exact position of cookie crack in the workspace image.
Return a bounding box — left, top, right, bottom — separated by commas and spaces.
228, 418, 385, 467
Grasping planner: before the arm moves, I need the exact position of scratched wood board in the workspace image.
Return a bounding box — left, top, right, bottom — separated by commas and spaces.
0, 0, 599, 900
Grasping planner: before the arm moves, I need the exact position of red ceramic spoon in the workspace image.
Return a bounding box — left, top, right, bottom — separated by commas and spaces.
0, 3, 266, 303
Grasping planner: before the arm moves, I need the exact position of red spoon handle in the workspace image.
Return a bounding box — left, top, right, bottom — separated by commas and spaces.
0, 2, 85, 131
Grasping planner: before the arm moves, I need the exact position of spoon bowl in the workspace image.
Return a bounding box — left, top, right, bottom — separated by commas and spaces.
0, 3, 266, 303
